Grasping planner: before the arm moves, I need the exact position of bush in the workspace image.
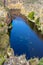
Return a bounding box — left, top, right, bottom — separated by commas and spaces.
0, 54, 5, 65
28, 11, 35, 20
35, 17, 40, 25
38, 58, 43, 65
0, 21, 9, 55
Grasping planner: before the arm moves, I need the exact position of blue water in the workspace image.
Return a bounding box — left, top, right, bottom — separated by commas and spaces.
10, 17, 43, 59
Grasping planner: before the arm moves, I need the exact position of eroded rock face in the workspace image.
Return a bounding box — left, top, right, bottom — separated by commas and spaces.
6, 9, 28, 25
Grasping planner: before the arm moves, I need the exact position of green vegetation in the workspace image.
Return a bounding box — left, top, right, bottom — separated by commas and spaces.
27, 11, 43, 34
0, 21, 9, 55
28, 11, 35, 20
35, 17, 40, 25
35, 17, 41, 31
5, 7, 9, 11
0, 1, 4, 6
0, 12, 12, 64
38, 58, 43, 65
0, 55, 5, 65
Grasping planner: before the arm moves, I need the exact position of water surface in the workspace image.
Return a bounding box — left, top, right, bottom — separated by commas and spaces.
10, 17, 43, 59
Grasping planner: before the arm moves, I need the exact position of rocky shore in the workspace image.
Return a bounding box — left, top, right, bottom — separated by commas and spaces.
3, 48, 39, 65
3, 48, 43, 65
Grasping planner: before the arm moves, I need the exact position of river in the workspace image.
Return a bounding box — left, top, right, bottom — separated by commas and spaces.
10, 17, 43, 59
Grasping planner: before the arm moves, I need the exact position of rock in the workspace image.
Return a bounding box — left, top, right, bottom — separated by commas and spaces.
4, 53, 29, 65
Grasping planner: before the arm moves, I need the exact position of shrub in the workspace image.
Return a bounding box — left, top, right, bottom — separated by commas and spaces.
28, 11, 35, 20
38, 58, 43, 65
0, 54, 5, 65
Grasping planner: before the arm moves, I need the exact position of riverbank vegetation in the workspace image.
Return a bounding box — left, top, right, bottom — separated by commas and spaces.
27, 11, 43, 34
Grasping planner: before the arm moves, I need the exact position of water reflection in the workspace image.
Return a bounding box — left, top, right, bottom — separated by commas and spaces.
10, 17, 43, 59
